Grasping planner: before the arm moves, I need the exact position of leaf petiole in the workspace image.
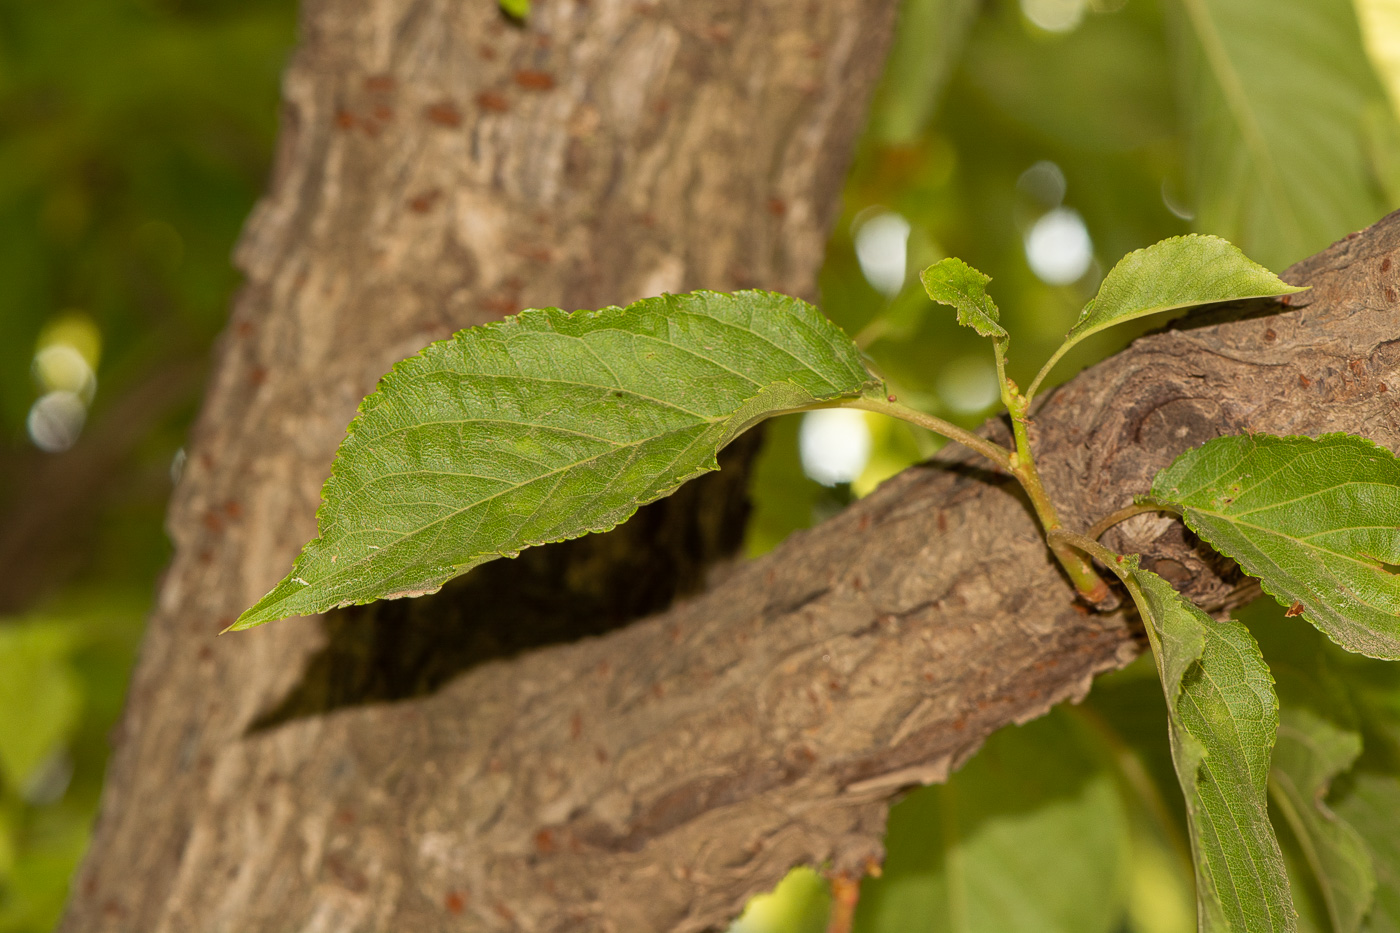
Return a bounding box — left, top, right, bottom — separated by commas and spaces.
851, 393, 1111, 604
1084, 500, 1181, 542
845, 394, 1014, 471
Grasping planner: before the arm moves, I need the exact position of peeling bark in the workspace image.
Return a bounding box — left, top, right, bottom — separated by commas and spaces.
60, 0, 1400, 929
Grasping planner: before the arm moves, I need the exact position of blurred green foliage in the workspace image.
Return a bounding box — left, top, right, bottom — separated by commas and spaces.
0, 0, 295, 928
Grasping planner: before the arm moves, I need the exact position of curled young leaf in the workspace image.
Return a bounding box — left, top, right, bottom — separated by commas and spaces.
233, 291, 876, 629
1152, 433, 1400, 660
1126, 565, 1296, 933
919, 257, 1007, 339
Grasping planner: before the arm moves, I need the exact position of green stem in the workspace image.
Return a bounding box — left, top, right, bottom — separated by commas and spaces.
1024, 339, 1073, 407
845, 395, 1014, 471
854, 390, 1110, 604
1002, 388, 1110, 604
1085, 501, 1182, 542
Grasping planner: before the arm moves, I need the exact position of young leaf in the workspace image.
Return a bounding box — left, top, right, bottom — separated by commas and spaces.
499, 0, 529, 18
919, 257, 1008, 339
1028, 235, 1304, 397
233, 291, 877, 629
1127, 565, 1296, 932
1152, 433, 1400, 660
1270, 708, 1375, 933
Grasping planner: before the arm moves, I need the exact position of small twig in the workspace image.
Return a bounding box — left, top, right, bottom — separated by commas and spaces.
826, 874, 861, 933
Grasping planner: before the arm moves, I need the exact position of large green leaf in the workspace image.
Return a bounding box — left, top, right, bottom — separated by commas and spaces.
1177, 0, 1391, 269
234, 291, 877, 629
853, 709, 1130, 933
1126, 565, 1295, 932
1335, 773, 1400, 932
919, 257, 1007, 340
1152, 434, 1400, 660
1031, 235, 1302, 395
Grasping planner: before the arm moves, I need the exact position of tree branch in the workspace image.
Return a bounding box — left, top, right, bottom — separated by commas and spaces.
61, 0, 1400, 928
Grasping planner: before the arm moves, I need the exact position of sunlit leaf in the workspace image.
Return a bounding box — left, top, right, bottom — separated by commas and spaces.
1178, 0, 1390, 269
919, 257, 1007, 339
1032, 235, 1302, 393
854, 710, 1130, 933
1126, 565, 1295, 932
499, 0, 530, 18
1152, 433, 1400, 660
235, 291, 877, 628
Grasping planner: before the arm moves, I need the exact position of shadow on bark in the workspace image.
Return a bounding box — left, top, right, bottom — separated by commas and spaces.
249, 429, 765, 730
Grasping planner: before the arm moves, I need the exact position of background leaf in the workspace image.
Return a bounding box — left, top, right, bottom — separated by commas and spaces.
1336, 774, 1400, 931
1272, 708, 1375, 933
853, 709, 1130, 933
1176, 0, 1392, 269
919, 257, 1008, 338
236, 291, 877, 628
1127, 565, 1295, 932
1152, 433, 1400, 660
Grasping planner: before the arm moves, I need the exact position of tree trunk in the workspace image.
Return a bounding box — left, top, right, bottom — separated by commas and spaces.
62, 0, 901, 930
61, 0, 1400, 929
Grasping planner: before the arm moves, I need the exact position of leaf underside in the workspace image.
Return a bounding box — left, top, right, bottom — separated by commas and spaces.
1065, 234, 1304, 351
233, 290, 876, 629
919, 257, 1007, 339
1153, 433, 1400, 659
1128, 565, 1295, 932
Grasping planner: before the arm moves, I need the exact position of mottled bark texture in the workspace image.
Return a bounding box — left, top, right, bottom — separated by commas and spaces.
61, 0, 1400, 929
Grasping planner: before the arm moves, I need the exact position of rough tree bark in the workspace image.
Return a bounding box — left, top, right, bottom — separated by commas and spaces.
62, 0, 1400, 930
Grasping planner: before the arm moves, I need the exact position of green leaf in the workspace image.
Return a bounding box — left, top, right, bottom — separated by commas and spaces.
234, 291, 877, 629
1178, 0, 1391, 269
1126, 565, 1296, 932
1152, 433, 1400, 660
1334, 773, 1400, 932
1271, 708, 1375, 933
498, 0, 529, 18
854, 709, 1130, 933
1067, 235, 1302, 347
919, 257, 1007, 339
1032, 235, 1303, 395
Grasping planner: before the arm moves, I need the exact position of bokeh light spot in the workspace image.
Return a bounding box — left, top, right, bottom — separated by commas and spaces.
936, 355, 1001, 415
854, 211, 911, 298
1017, 160, 1067, 209
1025, 207, 1093, 285
799, 409, 872, 486
1021, 0, 1088, 32
27, 391, 88, 453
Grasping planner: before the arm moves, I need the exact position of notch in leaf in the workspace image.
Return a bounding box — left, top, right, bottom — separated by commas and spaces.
1027, 235, 1306, 399
1152, 433, 1400, 659
231, 291, 878, 630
